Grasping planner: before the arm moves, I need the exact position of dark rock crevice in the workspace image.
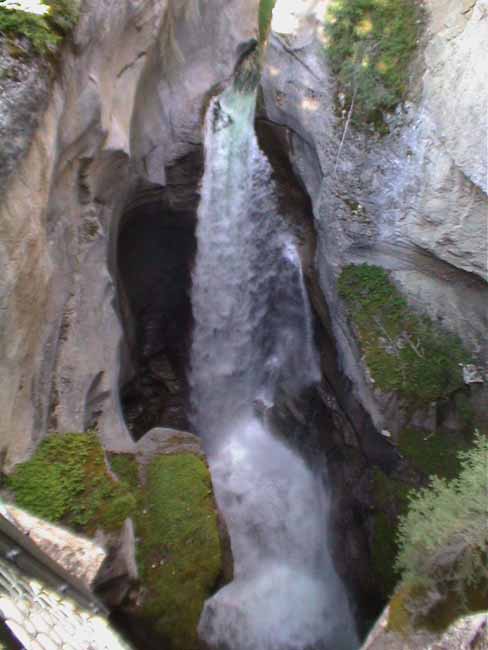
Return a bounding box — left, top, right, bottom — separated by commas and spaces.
116, 150, 202, 440
255, 116, 398, 632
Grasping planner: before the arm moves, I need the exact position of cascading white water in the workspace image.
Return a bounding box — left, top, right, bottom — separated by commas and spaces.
190, 75, 358, 650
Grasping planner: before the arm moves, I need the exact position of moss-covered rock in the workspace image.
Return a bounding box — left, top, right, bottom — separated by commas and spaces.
7, 432, 136, 533
7, 430, 226, 650
338, 264, 470, 408
133, 453, 222, 650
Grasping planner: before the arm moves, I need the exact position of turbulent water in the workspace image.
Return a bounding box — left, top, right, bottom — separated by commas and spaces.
190, 79, 358, 650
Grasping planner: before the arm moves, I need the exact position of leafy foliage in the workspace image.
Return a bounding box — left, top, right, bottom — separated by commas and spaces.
7, 433, 136, 532
391, 432, 488, 629
0, 0, 78, 57
135, 454, 222, 650
338, 264, 469, 405
324, 0, 421, 124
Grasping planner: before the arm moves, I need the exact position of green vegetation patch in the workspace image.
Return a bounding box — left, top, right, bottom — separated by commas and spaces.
109, 453, 140, 492
371, 468, 412, 598
7, 432, 136, 532
371, 428, 471, 600
8, 438, 223, 649
259, 0, 276, 46
324, 0, 421, 124
135, 454, 222, 650
338, 264, 469, 406
398, 428, 468, 480
0, 0, 79, 58
391, 432, 488, 632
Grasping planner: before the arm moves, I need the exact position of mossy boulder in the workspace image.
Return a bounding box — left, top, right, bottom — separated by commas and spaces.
5, 429, 228, 650
111, 430, 227, 650
130, 453, 222, 650
6, 432, 136, 533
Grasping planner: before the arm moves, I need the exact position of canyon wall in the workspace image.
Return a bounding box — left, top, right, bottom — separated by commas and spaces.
0, 0, 258, 469
261, 0, 488, 437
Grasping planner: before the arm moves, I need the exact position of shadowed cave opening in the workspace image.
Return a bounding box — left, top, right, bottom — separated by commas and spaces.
116, 152, 202, 440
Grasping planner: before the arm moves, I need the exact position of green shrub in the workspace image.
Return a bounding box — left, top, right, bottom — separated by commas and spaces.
338, 264, 470, 405
324, 0, 421, 124
395, 432, 488, 606
0, 0, 78, 57
7, 432, 136, 532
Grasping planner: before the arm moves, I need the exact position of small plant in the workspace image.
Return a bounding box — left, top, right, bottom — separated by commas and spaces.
0, 0, 78, 57
394, 432, 488, 622
338, 264, 470, 406
324, 0, 421, 125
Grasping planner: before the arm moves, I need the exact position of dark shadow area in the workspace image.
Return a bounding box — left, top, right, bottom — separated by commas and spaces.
116, 152, 202, 439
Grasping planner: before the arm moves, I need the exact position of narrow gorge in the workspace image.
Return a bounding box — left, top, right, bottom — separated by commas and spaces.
0, 1, 486, 650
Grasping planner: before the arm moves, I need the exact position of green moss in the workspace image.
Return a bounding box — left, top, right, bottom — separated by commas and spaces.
398, 428, 468, 480
136, 454, 222, 650
7, 433, 136, 533
0, 1, 79, 58
388, 577, 488, 635
387, 581, 427, 634
371, 428, 473, 600
259, 0, 275, 46
338, 264, 470, 406
9, 439, 224, 648
371, 469, 412, 598
324, 0, 422, 126
109, 453, 140, 491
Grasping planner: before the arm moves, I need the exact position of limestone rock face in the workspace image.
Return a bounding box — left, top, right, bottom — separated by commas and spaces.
261, 0, 488, 436
0, 0, 259, 469
0, 37, 50, 195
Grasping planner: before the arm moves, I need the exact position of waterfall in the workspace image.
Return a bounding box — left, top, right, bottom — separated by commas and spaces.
190, 76, 358, 650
